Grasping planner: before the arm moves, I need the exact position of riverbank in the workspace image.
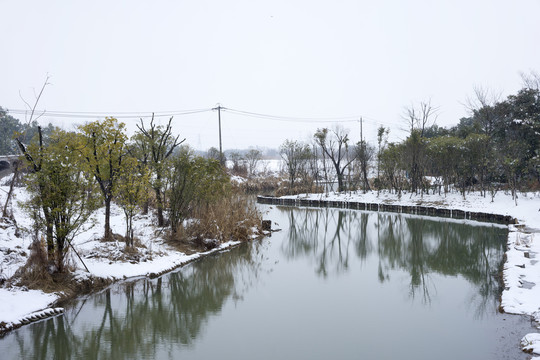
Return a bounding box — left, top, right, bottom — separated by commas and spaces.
0, 186, 259, 335
260, 189, 540, 357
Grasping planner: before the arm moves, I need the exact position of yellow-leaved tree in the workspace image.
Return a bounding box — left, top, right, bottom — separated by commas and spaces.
19, 128, 98, 272
79, 117, 127, 241
114, 156, 150, 246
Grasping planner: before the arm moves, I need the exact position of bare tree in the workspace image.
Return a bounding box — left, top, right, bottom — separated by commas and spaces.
228, 151, 245, 176
3, 76, 50, 219
14, 127, 53, 256
206, 147, 222, 162
464, 85, 502, 137
245, 149, 262, 178
279, 139, 311, 193
402, 100, 439, 194
520, 70, 540, 91
136, 115, 184, 227
308, 142, 321, 192
403, 99, 439, 136
314, 126, 356, 192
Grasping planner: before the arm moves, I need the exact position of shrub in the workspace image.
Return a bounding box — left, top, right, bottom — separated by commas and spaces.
170, 195, 262, 250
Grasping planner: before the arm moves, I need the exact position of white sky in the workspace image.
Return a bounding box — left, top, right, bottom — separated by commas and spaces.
1, 0, 539, 151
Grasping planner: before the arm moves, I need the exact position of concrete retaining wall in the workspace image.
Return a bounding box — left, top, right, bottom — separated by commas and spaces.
256, 196, 517, 225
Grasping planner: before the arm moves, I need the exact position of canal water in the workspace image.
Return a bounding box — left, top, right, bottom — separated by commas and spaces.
0, 205, 535, 359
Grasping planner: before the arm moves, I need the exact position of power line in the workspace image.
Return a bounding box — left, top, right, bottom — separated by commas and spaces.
5, 105, 396, 128
6, 108, 213, 119
6, 108, 212, 115
223, 107, 396, 128
224, 107, 360, 122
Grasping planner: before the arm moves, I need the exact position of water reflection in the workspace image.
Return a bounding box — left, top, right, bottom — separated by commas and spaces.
8, 242, 267, 360
280, 207, 506, 307
1, 207, 511, 360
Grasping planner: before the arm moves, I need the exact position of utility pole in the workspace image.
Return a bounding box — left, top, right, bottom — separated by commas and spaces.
212, 104, 224, 166
360, 117, 363, 143
359, 117, 366, 193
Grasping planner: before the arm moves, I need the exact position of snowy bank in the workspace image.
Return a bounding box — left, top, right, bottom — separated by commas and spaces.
0, 186, 246, 334
277, 190, 539, 228
0, 288, 61, 331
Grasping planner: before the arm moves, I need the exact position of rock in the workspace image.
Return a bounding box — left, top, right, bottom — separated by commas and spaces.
262, 220, 272, 231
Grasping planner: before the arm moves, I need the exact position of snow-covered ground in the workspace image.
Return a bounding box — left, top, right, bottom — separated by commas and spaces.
0, 185, 242, 333
281, 190, 540, 230
281, 189, 540, 357
227, 158, 282, 177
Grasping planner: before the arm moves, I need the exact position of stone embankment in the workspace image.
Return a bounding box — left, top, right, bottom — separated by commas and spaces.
256, 195, 517, 225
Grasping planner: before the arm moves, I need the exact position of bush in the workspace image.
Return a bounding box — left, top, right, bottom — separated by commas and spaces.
170, 195, 262, 250
168, 148, 231, 234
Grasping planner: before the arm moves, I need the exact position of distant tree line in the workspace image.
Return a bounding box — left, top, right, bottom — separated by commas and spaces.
0, 106, 55, 154
386, 80, 540, 200
278, 73, 540, 199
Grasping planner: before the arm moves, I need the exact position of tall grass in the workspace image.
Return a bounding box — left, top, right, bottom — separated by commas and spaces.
13, 238, 65, 292
170, 194, 262, 250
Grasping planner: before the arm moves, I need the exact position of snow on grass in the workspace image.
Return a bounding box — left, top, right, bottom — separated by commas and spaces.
230, 175, 247, 184
69, 201, 242, 280
522, 333, 540, 355
502, 230, 540, 314
0, 188, 62, 332
259, 159, 281, 174
0, 219, 30, 282
283, 190, 540, 229
228, 159, 282, 181
0, 288, 60, 326
74, 241, 240, 281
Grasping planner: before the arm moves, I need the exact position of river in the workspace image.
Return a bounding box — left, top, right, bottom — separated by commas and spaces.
0, 205, 534, 359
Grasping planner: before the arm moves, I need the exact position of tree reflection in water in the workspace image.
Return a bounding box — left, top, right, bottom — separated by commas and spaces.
2, 207, 508, 359
282, 208, 375, 277
9, 241, 267, 360
280, 206, 506, 309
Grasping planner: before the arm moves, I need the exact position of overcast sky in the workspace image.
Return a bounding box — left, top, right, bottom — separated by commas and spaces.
1, 0, 539, 151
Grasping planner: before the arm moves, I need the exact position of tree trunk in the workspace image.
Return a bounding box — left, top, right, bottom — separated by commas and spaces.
142, 200, 149, 215
46, 222, 54, 261
2, 161, 20, 218
126, 215, 133, 247
57, 236, 65, 273
337, 172, 344, 192
156, 188, 164, 227
124, 210, 131, 246
104, 197, 112, 240
362, 163, 371, 193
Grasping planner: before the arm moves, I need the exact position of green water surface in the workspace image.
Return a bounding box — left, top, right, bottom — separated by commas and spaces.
0, 205, 533, 359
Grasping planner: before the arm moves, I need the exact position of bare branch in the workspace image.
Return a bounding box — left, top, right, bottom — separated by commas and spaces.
463, 85, 501, 115
403, 99, 439, 136
520, 70, 540, 91
26, 74, 50, 126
